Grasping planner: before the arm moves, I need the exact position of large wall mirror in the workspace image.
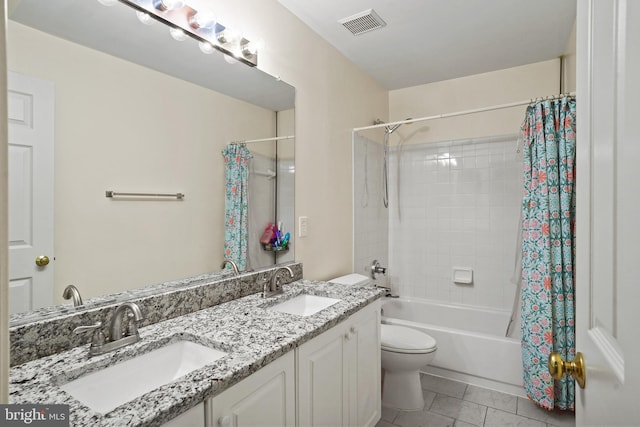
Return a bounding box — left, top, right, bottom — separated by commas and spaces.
7, 0, 295, 320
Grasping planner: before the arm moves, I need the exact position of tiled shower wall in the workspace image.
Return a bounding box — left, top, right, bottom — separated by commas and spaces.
387, 135, 523, 310
353, 134, 389, 287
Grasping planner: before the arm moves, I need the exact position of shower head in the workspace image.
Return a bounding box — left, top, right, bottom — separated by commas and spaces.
386, 118, 413, 134
373, 118, 414, 134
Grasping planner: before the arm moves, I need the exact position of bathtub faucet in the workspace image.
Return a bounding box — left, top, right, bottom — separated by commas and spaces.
371, 260, 387, 279
375, 284, 399, 298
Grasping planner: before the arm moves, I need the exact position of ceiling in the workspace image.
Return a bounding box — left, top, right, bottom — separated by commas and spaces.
277, 0, 577, 90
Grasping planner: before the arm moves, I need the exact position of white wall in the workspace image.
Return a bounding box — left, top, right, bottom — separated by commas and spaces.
353, 134, 388, 287
7, 21, 276, 301
217, 0, 389, 280
389, 59, 560, 144
563, 21, 577, 93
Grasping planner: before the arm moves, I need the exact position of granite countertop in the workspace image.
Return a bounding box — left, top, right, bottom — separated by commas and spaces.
9, 280, 384, 427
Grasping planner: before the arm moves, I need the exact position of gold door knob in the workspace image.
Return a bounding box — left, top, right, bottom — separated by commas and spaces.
35, 255, 50, 267
549, 352, 586, 388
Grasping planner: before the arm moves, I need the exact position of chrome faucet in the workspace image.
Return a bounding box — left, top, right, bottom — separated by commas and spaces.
371, 260, 387, 279
74, 302, 144, 357
221, 258, 240, 274
263, 266, 294, 298
62, 284, 84, 307
110, 302, 144, 341
375, 284, 399, 298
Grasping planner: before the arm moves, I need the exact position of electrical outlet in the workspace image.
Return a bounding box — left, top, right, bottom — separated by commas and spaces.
298, 216, 308, 237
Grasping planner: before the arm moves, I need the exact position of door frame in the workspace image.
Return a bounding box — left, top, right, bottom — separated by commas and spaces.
1, 0, 10, 404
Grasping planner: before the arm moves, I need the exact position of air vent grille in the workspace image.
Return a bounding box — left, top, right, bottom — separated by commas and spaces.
339, 9, 386, 36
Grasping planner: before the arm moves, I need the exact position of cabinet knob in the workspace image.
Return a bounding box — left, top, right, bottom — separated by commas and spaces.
350, 326, 357, 334
344, 332, 350, 341
218, 415, 232, 427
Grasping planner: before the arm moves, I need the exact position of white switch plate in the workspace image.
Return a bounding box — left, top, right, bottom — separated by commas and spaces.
298, 216, 308, 237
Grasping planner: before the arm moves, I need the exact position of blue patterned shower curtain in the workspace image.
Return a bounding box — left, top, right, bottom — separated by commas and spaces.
520, 96, 576, 410
222, 143, 252, 271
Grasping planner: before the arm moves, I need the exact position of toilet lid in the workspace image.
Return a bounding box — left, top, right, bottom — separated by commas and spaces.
380, 324, 437, 353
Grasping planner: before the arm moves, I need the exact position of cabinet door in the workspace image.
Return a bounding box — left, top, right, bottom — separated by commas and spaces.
162, 402, 205, 427
297, 322, 348, 427
348, 301, 381, 427
207, 352, 295, 427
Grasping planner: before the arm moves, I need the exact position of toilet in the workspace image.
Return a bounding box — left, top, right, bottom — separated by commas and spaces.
380, 324, 437, 410
329, 274, 438, 411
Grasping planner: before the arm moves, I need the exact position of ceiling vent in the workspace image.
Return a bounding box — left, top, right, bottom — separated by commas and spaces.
339, 9, 386, 36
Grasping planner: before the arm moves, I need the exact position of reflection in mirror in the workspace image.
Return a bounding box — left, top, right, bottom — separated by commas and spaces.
244, 132, 295, 271
7, 0, 295, 320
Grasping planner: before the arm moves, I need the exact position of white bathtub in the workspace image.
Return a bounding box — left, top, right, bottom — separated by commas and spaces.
381, 297, 525, 396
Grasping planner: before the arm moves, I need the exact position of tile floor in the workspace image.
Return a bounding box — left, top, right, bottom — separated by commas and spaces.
377, 373, 575, 427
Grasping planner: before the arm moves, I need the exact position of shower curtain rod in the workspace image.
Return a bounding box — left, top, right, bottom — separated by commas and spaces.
231, 135, 295, 144
352, 92, 576, 133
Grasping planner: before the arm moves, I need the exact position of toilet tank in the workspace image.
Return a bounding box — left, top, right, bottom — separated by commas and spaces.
329, 273, 371, 286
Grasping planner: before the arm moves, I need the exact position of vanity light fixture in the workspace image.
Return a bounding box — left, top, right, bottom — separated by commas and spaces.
102, 0, 259, 67
216, 29, 240, 45
188, 11, 215, 30
169, 27, 188, 41
136, 11, 154, 25
198, 41, 215, 54
242, 41, 258, 57
224, 54, 239, 64
152, 0, 184, 12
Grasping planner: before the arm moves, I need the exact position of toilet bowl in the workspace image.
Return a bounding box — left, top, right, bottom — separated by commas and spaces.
329, 273, 438, 411
381, 324, 437, 410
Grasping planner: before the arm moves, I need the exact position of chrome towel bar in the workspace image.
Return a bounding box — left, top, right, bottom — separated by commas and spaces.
105, 191, 184, 200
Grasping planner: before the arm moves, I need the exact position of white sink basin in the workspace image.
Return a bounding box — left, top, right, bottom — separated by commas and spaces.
60, 340, 226, 414
268, 294, 341, 317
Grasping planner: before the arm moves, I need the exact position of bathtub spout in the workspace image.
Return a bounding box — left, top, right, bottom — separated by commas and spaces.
376, 285, 399, 298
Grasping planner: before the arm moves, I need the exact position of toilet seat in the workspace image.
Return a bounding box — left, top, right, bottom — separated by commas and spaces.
381, 324, 437, 354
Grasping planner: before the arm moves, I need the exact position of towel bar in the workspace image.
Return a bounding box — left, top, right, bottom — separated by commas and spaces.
105, 191, 184, 200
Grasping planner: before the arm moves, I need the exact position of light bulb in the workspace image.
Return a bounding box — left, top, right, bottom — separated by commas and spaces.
169, 27, 188, 41
216, 29, 239, 45
136, 11, 154, 25
97, 0, 118, 6
224, 54, 239, 64
189, 11, 215, 30
241, 41, 258, 57
153, 0, 185, 11
198, 41, 215, 54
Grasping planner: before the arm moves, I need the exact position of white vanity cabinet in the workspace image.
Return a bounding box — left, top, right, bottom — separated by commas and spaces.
297, 300, 381, 427
162, 300, 381, 427
207, 351, 296, 427
162, 402, 206, 427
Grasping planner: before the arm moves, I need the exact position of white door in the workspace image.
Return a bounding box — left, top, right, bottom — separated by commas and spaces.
8, 71, 55, 314
574, 0, 640, 424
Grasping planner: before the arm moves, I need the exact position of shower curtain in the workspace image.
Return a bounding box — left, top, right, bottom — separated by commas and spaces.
222, 143, 252, 271
520, 96, 576, 411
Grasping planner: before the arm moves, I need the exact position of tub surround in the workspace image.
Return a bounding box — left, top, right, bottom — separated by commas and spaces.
10, 263, 303, 366
10, 279, 384, 426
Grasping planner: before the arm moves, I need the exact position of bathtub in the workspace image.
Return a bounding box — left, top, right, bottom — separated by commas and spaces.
381, 297, 525, 396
